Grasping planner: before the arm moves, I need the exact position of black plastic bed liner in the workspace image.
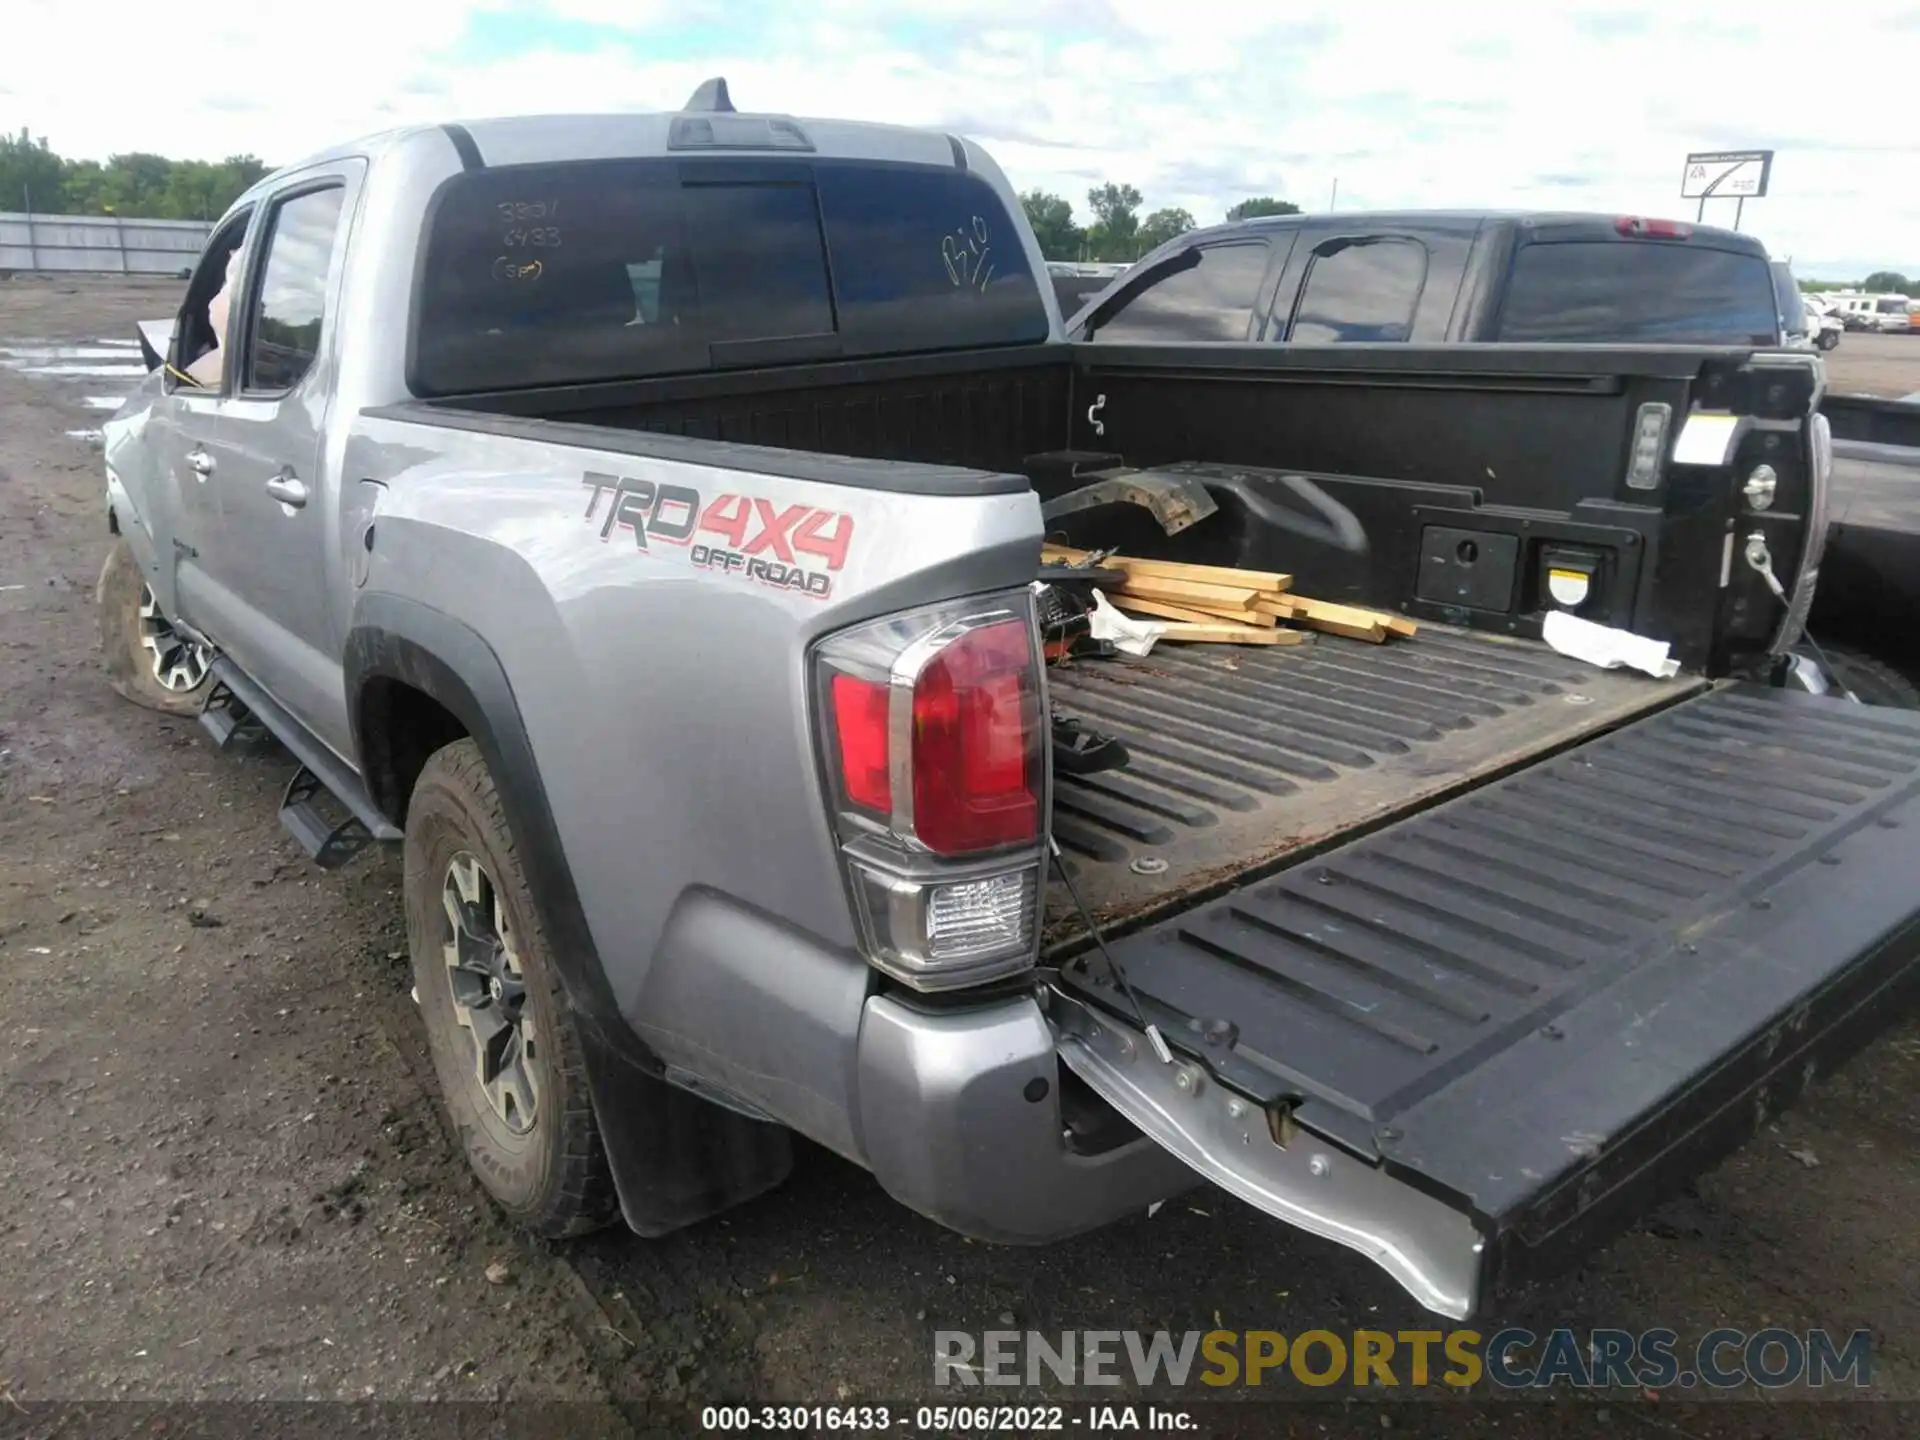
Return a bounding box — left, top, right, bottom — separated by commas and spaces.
1057, 683, 1920, 1305
1043, 624, 1700, 950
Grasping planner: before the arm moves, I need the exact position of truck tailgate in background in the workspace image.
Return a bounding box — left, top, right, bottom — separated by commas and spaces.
1055, 685, 1920, 1316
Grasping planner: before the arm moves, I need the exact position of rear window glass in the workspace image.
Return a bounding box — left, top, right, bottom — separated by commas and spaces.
814, 165, 1048, 351
412, 159, 1048, 394
1089, 243, 1269, 343
1498, 241, 1780, 345
1289, 238, 1428, 343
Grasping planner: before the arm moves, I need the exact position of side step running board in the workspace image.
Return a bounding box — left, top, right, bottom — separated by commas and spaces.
198, 681, 270, 751
280, 766, 381, 869
200, 659, 402, 868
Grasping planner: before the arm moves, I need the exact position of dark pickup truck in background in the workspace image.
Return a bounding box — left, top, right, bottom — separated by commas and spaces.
1066, 208, 1920, 702
1065, 210, 1783, 348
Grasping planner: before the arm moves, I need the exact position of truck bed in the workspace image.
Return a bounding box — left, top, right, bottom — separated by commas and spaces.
1044, 626, 1700, 950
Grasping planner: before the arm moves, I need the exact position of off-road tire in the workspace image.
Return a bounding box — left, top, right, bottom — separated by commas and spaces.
1817, 330, 1840, 352
404, 738, 619, 1237
1819, 644, 1920, 708
96, 537, 211, 715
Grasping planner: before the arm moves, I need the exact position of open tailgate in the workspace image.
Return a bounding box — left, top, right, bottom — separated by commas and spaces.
1053, 684, 1920, 1317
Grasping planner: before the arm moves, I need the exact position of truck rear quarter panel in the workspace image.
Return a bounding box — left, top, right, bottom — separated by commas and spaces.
345, 414, 1041, 1146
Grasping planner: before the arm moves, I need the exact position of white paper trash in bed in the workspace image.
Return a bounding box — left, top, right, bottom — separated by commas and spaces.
1543, 610, 1681, 680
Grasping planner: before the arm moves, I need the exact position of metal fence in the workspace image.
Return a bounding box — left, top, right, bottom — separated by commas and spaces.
0, 212, 211, 276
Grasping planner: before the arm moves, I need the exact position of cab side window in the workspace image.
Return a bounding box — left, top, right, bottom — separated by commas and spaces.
172, 212, 253, 391
1088, 243, 1270, 342
1287, 238, 1429, 343
243, 186, 347, 394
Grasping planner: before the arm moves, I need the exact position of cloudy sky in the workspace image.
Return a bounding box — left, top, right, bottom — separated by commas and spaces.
5, 0, 1916, 278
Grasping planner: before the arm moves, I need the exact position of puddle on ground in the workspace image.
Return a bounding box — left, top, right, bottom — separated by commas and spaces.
0, 341, 148, 380
16, 363, 147, 377
0, 346, 139, 361
83, 396, 125, 410
66, 428, 105, 443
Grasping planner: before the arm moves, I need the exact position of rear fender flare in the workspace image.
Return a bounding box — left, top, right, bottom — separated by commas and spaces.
343, 595, 792, 1235
344, 593, 624, 1030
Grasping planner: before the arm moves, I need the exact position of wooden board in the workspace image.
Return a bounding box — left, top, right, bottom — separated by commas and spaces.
1113, 594, 1248, 625
1041, 543, 1414, 645
1115, 592, 1277, 627
1260, 593, 1415, 643
1041, 544, 1292, 593
1112, 573, 1264, 609
1301, 618, 1386, 643
1153, 623, 1304, 645
1111, 557, 1291, 592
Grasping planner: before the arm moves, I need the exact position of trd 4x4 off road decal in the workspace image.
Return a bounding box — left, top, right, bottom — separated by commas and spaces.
581, 471, 855, 599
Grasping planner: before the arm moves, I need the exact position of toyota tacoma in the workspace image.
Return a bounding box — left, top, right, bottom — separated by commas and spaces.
95, 82, 1920, 1319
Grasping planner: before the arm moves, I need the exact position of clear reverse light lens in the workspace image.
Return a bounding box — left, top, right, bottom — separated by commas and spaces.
927, 871, 1036, 961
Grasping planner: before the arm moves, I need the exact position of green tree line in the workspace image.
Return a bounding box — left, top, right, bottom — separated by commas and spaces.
1803, 272, 1919, 297
1022, 186, 1300, 262
2, 129, 269, 220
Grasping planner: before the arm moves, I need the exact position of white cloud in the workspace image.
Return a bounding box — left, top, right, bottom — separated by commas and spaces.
3, 0, 1915, 273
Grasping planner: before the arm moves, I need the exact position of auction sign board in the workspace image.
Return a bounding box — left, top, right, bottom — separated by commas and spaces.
1682, 151, 1774, 199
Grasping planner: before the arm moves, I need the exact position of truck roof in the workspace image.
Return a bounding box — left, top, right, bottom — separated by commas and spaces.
1190, 208, 1769, 256
250, 83, 981, 198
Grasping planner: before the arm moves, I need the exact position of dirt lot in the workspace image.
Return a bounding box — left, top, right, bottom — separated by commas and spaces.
1822, 331, 1920, 399
2, 276, 1918, 1435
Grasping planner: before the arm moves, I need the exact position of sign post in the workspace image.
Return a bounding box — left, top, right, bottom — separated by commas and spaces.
1681, 150, 1774, 229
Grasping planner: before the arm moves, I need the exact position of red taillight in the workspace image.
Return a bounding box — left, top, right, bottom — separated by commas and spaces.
830, 672, 892, 814
1615, 216, 1692, 239
818, 606, 1042, 856
814, 593, 1045, 990
910, 618, 1040, 855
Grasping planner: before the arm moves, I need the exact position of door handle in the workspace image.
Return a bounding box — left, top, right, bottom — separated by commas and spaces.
186, 446, 215, 478
265, 472, 309, 509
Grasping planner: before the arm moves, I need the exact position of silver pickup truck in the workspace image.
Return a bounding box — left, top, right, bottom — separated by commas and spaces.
96, 83, 1920, 1321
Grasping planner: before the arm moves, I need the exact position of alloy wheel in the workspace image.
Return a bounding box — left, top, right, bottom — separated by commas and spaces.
136, 584, 212, 692
440, 851, 541, 1134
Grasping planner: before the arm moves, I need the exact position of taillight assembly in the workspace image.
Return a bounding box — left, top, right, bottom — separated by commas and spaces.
814, 594, 1047, 991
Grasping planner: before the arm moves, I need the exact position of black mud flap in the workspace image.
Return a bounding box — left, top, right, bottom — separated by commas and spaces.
1054, 684, 1920, 1317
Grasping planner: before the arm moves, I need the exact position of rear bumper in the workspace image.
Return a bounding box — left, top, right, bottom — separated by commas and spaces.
854, 992, 1196, 1244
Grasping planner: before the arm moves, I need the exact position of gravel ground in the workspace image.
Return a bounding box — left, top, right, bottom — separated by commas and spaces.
1822, 332, 1920, 399
1, 275, 1916, 1437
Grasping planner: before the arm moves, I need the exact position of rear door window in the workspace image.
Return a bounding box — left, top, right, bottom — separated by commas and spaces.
1498, 242, 1780, 344
243, 186, 346, 393
1287, 238, 1428, 342
412, 158, 1047, 394
1087, 243, 1270, 342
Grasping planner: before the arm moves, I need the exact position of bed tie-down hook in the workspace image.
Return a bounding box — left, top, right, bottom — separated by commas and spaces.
1745, 531, 1860, 705
1087, 393, 1107, 437
1743, 530, 1788, 602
